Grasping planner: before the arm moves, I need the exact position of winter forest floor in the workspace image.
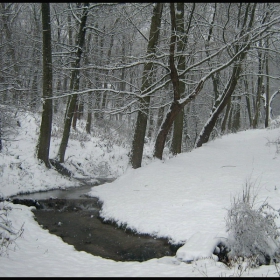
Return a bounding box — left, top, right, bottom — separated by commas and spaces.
1, 109, 280, 276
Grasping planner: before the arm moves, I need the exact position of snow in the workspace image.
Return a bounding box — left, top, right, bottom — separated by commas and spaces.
1, 110, 280, 277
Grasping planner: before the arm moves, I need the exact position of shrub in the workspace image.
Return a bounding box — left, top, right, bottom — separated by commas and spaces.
225, 180, 280, 267
0, 200, 24, 257
266, 136, 280, 154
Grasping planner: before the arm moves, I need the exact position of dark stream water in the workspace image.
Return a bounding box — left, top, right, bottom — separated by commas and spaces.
10, 178, 181, 262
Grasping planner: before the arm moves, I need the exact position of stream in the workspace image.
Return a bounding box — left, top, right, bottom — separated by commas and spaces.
10, 178, 181, 262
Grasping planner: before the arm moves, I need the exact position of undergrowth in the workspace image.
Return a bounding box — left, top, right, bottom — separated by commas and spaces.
0, 199, 24, 257
224, 179, 280, 268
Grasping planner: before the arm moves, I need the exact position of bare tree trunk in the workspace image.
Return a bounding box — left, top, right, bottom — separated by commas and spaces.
86, 113, 92, 133
252, 6, 268, 128
252, 49, 264, 128
56, 2, 89, 163
154, 102, 184, 159
221, 98, 231, 133
232, 96, 241, 132
195, 3, 256, 148
0, 114, 2, 152
129, 3, 164, 169
227, 105, 233, 132
37, 2, 53, 168
54, 79, 61, 114
265, 40, 270, 128
72, 103, 78, 130
154, 3, 196, 160
86, 83, 92, 134
78, 99, 84, 120
30, 70, 39, 110
170, 2, 186, 155
147, 106, 154, 139
1, 3, 20, 103
99, 26, 106, 120
84, 32, 92, 134
244, 79, 252, 127
195, 62, 244, 148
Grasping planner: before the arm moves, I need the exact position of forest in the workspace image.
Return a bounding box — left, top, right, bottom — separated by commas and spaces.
3, 3, 280, 276
1, 3, 280, 169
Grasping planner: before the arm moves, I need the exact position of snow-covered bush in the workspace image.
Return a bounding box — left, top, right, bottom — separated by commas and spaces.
225, 180, 280, 267
266, 116, 280, 153
269, 116, 280, 129
266, 135, 280, 154
0, 105, 21, 152
0, 200, 24, 257
92, 118, 133, 150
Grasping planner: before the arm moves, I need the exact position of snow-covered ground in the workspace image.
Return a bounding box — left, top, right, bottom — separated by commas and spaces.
1, 110, 280, 277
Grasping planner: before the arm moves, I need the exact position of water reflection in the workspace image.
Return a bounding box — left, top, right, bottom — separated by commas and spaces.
10, 177, 115, 200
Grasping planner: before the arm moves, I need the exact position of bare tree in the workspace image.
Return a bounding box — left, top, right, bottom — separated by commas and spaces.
129, 3, 164, 169
195, 3, 257, 147
170, 3, 190, 155
37, 2, 53, 168
2, 3, 280, 170
56, 2, 89, 163
265, 38, 270, 128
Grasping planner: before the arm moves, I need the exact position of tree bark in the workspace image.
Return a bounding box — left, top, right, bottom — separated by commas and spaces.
0, 113, 2, 152
252, 5, 268, 129
221, 98, 231, 133
37, 2, 53, 168
72, 103, 78, 130
232, 95, 241, 132
195, 3, 256, 148
56, 2, 89, 163
154, 101, 183, 159
170, 2, 185, 156
252, 49, 264, 128
154, 3, 198, 160
1, 3, 21, 102
195, 62, 244, 148
129, 3, 164, 169
244, 79, 253, 127
227, 105, 233, 132
265, 40, 270, 128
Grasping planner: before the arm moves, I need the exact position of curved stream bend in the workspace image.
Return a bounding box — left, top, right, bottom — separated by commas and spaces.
10, 179, 182, 262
